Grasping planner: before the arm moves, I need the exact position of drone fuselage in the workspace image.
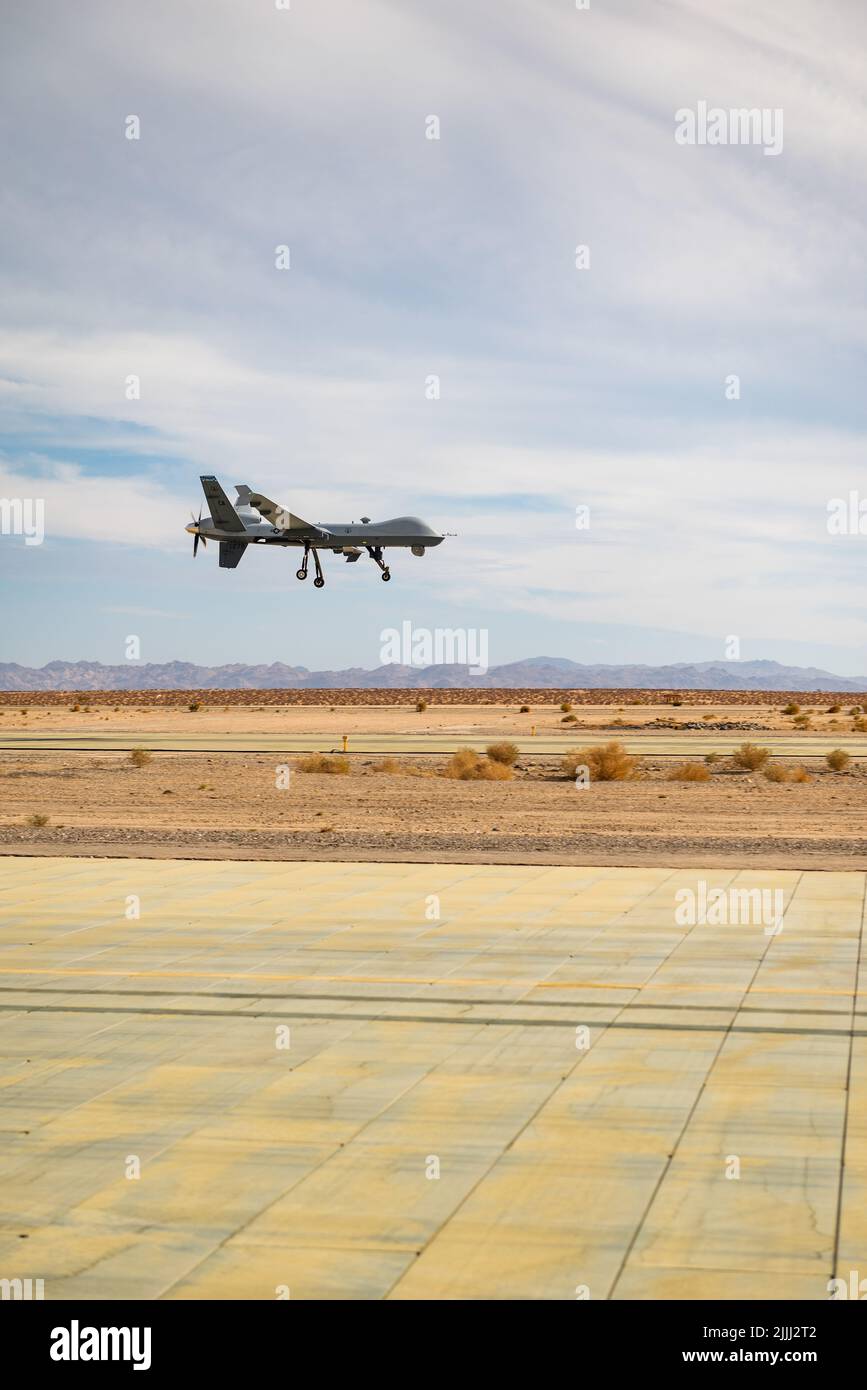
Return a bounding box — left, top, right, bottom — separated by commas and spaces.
186, 514, 444, 550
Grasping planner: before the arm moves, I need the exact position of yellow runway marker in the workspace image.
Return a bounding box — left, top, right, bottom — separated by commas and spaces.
0, 965, 861, 999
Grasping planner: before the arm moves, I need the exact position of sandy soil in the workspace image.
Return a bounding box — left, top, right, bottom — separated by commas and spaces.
2, 742, 866, 869
0, 698, 863, 737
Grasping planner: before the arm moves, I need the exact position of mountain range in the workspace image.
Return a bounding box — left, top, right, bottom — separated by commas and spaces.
2, 657, 866, 692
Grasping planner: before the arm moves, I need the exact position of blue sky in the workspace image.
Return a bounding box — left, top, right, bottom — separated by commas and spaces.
2, 0, 867, 675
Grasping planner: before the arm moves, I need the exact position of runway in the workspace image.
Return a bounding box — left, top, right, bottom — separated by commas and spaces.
1, 857, 865, 1299
3, 730, 867, 758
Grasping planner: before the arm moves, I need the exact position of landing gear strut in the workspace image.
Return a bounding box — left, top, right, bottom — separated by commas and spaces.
366, 545, 391, 582
296, 543, 326, 588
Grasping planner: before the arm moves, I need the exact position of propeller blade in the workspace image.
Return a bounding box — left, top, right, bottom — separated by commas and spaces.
189, 506, 206, 556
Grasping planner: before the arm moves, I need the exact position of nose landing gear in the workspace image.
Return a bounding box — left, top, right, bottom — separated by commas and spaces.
366, 545, 391, 582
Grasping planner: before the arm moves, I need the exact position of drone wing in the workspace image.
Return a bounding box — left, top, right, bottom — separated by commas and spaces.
248, 491, 317, 533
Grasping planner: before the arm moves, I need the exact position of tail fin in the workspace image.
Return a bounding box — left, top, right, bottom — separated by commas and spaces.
200, 475, 245, 533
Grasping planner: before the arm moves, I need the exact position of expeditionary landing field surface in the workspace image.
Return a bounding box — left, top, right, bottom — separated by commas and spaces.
1, 857, 865, 1300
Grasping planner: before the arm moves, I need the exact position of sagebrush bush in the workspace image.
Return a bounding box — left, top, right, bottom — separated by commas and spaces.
732, 743, 770, 771
441, 749, 512, 780
827, 749, 851, 772
667, 762, 710, 782
415, 698, 428, 712
486, 741, 519, 767
129, 747, 151, 767
561, 741, 636, 782
295, 753, 351, 774
519, 705, 530, 714
26, 813, 49, 827
764, 765, 789, 783
791, 765, 811, 783
782, 702, 800, 716
370, 758, 425, 776
560, 701, 572, 713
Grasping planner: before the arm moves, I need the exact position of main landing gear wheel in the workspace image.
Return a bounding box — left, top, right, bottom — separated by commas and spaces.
296, 568, 307, 580
381, 568, 391, 582
311, 546, 325, 589
296, 543, 310, 581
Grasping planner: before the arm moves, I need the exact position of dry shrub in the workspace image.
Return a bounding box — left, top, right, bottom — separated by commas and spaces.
561, 741, 636, 782
370, 758, 424, 776
486, 741, 519, 767
782, 702, 800, 716
732, 742, 770, 771
791, 765, 811, 783
188, 700, 201, 711
415, 698, 428, 712
519, 705, 530, 713
764, 764, 789, 783
441, 749, 512, 781
827, 704, 842, 714
561, 714, 577, 724
704, 752, 720, 765
827, 749, 851, 772
853, 718, 867, 733
26, 813, 49, 827
560, 701, 573, 713
129, 747, 151, 767
667, 762, 710, 782
295, 753, 351, 775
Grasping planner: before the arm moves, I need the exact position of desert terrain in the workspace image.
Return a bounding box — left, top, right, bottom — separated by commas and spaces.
2, 695, 865, 868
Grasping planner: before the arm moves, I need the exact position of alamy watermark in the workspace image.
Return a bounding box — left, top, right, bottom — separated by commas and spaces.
827, 492, 867, 536
50, 1321, 151, 1370
828, 1270, 867, 1300
0, 497, 44, 545
675, 881, 785, 935
675, 101, 783, 157
380, 621, 488, 676
1, 1276, 44, 1299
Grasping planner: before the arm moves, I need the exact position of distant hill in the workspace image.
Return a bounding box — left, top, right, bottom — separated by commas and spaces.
2, 657, 866, 692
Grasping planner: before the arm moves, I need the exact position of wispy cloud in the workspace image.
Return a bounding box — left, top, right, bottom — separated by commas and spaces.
1, 0, 866, 668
